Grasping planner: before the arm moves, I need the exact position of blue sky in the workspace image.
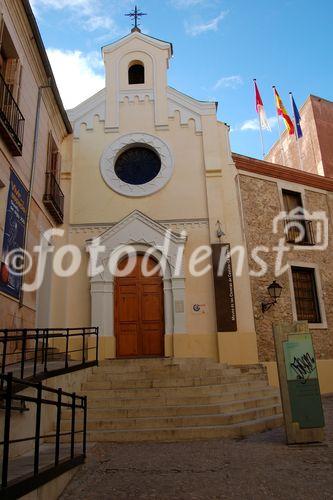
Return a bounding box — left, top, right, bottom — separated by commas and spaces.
31, 0, 333, 159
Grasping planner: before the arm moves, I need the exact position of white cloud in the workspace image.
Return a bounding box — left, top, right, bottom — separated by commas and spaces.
31, 0, 94, 15
83, 15, 119, 32
213, 75, 243, 90
47, 48, 105, 109
31, 0, 128, 34
185, 10, 228, 36
239, 116, 278, 132
171, 0, 208, 8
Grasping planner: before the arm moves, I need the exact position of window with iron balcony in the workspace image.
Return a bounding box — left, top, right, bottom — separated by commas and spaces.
282, 189, 316, 246
0, 20, 25, 156
43, 133, 64, 224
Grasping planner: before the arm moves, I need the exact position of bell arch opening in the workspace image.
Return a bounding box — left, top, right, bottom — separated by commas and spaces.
128, 60, 145, 85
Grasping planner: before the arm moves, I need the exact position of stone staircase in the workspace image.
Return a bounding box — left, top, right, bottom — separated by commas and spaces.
62, 358, 283, 442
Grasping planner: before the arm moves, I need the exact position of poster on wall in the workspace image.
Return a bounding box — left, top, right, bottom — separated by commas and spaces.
0, 170, 28, 299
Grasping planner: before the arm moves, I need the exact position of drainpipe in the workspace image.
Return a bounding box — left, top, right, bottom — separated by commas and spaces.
19, 80, 52, 308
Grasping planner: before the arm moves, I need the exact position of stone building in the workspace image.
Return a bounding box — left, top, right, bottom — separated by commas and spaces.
1, 11, 332, 495
233, 154, 333, 391
266, 95, 333, 178
35, 27, 333, 392
0, 0, 71, 328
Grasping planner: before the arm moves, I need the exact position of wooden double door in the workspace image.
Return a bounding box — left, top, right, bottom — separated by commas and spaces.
115, 255, 165, 358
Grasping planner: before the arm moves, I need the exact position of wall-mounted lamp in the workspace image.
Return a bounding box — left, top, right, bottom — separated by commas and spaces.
216, 220, 225, 242
261, 280, 283, 313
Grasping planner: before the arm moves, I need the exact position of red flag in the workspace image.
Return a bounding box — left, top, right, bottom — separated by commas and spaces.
254, 80, 271, 131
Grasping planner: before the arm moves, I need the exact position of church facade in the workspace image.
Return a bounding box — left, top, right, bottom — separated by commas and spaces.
43, 29, 333, 391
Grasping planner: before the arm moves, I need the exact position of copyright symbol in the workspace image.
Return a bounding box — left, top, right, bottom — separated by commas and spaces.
5, 249, 32, 277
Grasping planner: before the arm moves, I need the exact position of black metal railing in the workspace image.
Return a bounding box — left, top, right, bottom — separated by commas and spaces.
0, 372, 87, 498
0, 327, 99, 388
43, 172, 65, 224
284, 218, 316, 246
0, 72, 25, 156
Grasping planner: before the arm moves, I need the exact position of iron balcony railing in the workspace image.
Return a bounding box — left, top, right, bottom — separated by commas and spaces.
284, 218, 316, 246
0, 72, 25, 156
0, 327, 99, 388
0, 372, 87, 498
43, 171, 65, 224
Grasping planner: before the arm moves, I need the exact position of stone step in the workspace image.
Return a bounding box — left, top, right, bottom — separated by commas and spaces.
89, 366, 242, 378
93, 361, 265, 376
81, 379, 269, 398
84, 414, 283, 442
63, 404, 281, 432
87, 387, 279, 409
84, 373, 266, 390
63, 394, 280, 420
97, 357, 221, 368
70, 359, 281, 443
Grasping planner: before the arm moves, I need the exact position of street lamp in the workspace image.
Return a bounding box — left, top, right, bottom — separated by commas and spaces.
262, 280, 283, 313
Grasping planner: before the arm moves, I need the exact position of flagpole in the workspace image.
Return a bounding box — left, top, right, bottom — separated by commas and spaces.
254, 79, 265, 158
272, 85, 286, 166
289, 92, 304, 171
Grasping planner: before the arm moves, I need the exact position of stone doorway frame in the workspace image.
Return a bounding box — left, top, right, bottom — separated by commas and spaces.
87, 211, 187, 355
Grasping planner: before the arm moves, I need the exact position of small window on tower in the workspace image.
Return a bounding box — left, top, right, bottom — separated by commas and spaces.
128, 61, 145, 85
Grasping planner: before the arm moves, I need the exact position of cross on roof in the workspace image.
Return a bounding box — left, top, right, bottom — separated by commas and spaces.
125, 5, 147, 32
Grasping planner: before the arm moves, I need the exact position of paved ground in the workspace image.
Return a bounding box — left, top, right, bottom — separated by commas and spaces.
61, 397, 333, 500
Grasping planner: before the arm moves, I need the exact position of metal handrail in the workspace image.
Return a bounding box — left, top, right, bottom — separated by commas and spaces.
0, 71, 25, 152
0, 372, 87, 497
0, 327, 99, 388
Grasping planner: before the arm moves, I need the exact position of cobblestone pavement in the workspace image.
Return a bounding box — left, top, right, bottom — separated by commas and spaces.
61, 397, 333, 500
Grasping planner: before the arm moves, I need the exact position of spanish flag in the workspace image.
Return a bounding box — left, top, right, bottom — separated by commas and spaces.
273, 87, 294, 135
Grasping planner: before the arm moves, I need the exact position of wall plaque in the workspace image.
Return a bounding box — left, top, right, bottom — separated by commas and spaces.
192, 304, 208, 315
211, 243, 237, 332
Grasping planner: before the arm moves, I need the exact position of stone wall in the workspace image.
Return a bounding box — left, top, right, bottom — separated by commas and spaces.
239, 173, 333, 362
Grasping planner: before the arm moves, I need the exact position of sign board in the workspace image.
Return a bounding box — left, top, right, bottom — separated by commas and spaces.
211, 244, 237, 332
283, 334, 325, 429
192, 303, 208, 315
273, 322, 325, 444
0, 170, 28, 299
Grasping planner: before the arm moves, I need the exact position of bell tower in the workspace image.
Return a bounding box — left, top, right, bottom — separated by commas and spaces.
102, 16, 173, 132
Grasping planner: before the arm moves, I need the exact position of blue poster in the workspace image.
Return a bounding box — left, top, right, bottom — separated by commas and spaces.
0, 170, 28, 299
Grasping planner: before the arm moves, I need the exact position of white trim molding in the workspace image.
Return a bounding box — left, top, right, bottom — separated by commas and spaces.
167, 87, 216, 134
119, 89, 154, 103
87, 210, 187, 342
67, 85, 218, 138
100, 133, 174, 197
287, 261, 328, 330
102, 31, 173, 60
67, 88, 106, 139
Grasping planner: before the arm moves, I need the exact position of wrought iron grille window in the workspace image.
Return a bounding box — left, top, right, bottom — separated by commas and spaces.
115, 147, 161, 185
291, 267, 321, 323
